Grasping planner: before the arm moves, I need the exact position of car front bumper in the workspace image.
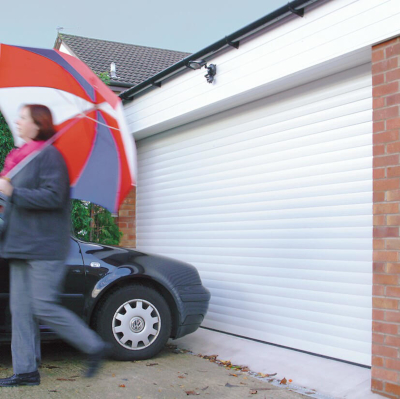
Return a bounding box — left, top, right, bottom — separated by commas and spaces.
174, 285, 210, 339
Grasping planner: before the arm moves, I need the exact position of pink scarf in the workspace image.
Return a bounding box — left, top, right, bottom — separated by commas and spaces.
1, 140, 46, 177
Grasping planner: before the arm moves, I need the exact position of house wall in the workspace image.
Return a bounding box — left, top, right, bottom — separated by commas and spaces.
116, 187, 136, 248
123, 0, 400, 393
124, 0, 400, 141
58, 43, 74, 56
372, 35, 400, 399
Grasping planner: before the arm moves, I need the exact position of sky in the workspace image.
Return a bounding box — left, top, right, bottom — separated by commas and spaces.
1, 0, 287, 53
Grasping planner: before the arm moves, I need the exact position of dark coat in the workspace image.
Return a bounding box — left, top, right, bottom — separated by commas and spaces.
0, 145, 71, 260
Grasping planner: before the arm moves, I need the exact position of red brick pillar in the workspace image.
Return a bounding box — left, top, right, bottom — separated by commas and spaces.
372, 36, 400, 398
115, 187, 136, 248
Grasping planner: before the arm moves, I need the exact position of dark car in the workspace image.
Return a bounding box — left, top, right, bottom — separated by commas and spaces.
0, 199, 210, 360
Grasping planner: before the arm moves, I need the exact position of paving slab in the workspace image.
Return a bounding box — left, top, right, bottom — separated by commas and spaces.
0, 342, 308, 398
174, 329, 380, 399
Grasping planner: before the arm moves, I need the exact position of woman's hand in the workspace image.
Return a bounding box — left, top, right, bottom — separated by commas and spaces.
0, 178, 13, 197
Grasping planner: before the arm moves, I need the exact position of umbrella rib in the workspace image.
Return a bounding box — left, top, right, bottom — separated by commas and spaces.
56, 91, 120, 131
55, 90, 117, 130
83, 114, 120, 131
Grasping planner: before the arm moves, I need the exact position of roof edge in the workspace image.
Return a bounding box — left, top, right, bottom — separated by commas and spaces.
119, 0, 322, 102
58, 33, 191, 56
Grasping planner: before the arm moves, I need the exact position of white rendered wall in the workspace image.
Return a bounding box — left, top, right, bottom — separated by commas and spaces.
59, 43, 74, 56
124, 0, 399, 140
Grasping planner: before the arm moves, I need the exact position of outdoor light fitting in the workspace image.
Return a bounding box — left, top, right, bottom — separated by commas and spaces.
188, 59, 207, 70
205, 64, 217, 84
187, 59, 217, 84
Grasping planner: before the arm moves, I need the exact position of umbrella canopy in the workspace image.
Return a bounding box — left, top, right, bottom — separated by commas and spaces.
0, 43, 136, 213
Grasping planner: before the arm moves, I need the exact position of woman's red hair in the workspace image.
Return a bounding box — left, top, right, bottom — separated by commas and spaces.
23, 104, 57, 141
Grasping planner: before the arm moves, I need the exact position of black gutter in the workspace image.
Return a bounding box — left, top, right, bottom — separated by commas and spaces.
109, 80, 134, 88
119, 0, 322, 102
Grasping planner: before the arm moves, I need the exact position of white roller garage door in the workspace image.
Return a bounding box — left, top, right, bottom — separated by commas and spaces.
135, 63, 373, 366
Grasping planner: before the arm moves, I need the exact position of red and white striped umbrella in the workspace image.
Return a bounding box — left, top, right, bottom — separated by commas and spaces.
0, 43, 136, 213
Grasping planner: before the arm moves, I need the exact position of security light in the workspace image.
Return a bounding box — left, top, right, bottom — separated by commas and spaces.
187, 60, 217, 84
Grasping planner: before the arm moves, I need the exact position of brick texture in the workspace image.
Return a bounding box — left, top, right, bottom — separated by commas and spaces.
372, 36, 400, 398
115, 187, 136, 248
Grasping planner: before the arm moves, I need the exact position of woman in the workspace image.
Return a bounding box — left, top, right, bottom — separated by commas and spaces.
0, 104, 107, 387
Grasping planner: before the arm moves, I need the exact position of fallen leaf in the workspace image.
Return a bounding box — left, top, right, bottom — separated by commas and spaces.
112, 373, 116, 377
280, 377, 287, 385
146, 363, 159, 366
241, 367, 250, 372
229, 373, 238, 377
178, 376, 186, 379
158, 389, 162, 392
185, 391, 200, 396
69, 375, 80, 378
56, 378, 75, 381
250, 389, 257, 394
201, 386, 209, 391
305, 392, 315, 395
258, 372, 277, 377
203, 354, 218, 360
119, 384, 126, 388
240, 382, 248, 385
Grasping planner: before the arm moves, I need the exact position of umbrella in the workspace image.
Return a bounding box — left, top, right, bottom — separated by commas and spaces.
0, 43, 136, 213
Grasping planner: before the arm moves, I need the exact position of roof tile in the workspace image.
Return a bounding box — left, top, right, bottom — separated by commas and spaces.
58, 34, 191, 87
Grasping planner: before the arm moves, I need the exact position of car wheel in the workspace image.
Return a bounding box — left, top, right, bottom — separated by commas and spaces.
94, 284, 172, 360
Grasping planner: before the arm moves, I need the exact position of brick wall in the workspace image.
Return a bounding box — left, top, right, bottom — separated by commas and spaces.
372, 36, 400, 398
115, 187, 136, 248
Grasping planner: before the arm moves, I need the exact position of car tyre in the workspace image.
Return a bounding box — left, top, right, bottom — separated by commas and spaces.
94, 284, 172, 360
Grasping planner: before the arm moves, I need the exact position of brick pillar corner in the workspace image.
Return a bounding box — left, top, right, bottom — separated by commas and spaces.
115, 187, 136, 248
372, 36, 400, 398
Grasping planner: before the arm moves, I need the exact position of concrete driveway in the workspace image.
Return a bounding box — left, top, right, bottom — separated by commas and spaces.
0, 342, 309, 398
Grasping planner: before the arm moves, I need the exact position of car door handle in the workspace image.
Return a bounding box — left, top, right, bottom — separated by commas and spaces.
90, 262, 101, 268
